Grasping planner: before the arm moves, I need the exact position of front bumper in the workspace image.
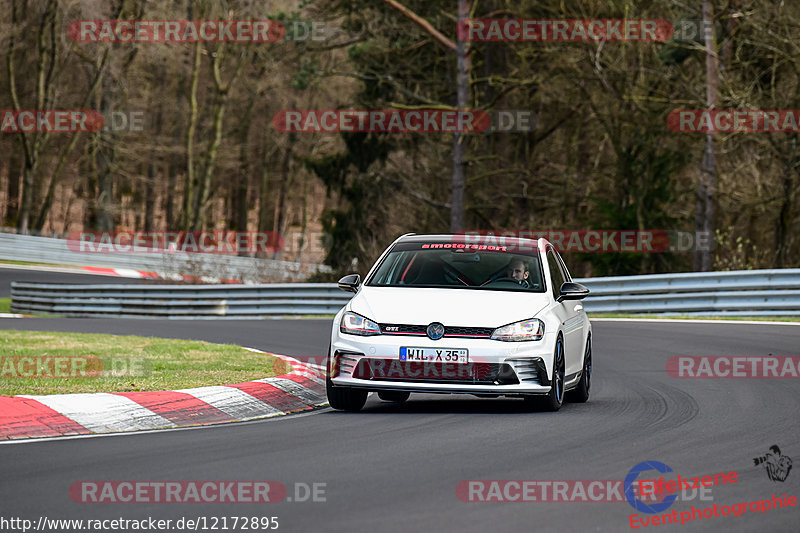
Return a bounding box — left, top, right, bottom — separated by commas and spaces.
330, 333, 554, 396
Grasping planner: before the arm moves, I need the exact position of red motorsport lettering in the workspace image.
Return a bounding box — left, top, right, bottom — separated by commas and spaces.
455, 231, 669, 253
69, 481, 287, 503
1, 110, 103, 133
629, 494, 797, 529
66, 231, 285, 254
68, 20, 285, 43
272, 110, 491, 133
456, 480, 665, 502
637, 471, 737, 497
667, 110, 800, 133
458, 19, 673, 42
423, 242, 508, 252
667, 356, 800, 378
0, 356, 103, 378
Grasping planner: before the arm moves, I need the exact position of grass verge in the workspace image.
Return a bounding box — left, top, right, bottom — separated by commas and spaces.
588, 313, 800, 322
0, 330, 287, 396
0, 298, 10, 314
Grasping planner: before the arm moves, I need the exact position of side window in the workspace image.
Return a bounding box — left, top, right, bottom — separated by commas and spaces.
555, 251, 572, 282
547, 250, 565, 300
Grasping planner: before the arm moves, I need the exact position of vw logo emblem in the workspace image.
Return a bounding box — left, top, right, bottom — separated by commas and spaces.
426, 322, 445, 340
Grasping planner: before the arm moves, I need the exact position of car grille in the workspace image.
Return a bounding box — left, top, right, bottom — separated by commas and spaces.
379, 323, 494, 339
352, 359, 518, 385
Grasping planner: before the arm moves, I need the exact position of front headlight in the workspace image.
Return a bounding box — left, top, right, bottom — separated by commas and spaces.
491, 318, 544, 342
340, 311, 381, 336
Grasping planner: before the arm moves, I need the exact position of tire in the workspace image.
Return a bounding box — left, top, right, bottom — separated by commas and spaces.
378, 391, 410, 403
527, 335, 565, 412
567, 335, 591, 403
326, 348, 367, 412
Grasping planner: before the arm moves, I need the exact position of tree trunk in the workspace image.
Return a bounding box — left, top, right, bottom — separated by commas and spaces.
18, 162, 36, 234
258, 127, 272, 236
774, 139, 796, 268
230, 103, 253, 256
165, 164, 176, 228
231, 101, 254, 234
273, 132, 295, 258
144, 109, 161, 233
9, 0, 58, 233
190, 92, 225, 230
4, 153, 21, 227
94, 71, 116, 231
190, 47, 245, 231
33, 41, 108, 232
694, 1, 719, 272
180, 41, 202, 230
451, 0, 472, 233
33, 130, 81, 231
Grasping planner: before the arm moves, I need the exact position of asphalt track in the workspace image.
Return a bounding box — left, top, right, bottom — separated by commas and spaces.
1, 316, 799, 532
0, 265, 145, 298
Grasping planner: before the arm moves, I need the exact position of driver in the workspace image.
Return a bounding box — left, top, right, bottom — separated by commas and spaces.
506, 258, 530, 286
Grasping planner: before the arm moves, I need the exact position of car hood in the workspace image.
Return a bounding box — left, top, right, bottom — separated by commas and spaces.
349, 286, 550, 327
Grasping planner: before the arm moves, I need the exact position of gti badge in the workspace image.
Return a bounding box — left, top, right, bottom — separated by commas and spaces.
426, 322, 445, 340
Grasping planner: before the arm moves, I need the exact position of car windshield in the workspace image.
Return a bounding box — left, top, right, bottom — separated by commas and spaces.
366, 241, 545, 292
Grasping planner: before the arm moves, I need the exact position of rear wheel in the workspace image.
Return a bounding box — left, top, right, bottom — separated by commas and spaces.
526, 335, 565, 412
567, 335, 591, 403
326, 348, 367, 412
378, 391, 410, 403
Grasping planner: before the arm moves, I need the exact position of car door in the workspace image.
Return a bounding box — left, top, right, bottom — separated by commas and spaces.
546, 248, 583, 378
556, 250, 588, 377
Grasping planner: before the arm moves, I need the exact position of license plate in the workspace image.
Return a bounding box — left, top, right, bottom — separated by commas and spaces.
399, 347, 469, 364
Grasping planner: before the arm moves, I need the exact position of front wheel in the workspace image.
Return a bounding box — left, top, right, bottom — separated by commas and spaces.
326, 350, 367, 412
567, 335, 591, 403
527, 335, 565, 412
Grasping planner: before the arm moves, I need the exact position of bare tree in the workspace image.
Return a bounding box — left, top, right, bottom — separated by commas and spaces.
381, 0, 469, 232
694, 1, 719, 271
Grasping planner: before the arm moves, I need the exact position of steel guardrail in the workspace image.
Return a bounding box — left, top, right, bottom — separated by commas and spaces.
0, 232, 329, 283
10, 283, 351, 318
9, 268, 800, 318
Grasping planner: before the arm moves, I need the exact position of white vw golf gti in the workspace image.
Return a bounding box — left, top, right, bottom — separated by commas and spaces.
327, 234, 592, 412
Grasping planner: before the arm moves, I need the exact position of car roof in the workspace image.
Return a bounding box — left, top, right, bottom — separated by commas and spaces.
396, 233, 548, 249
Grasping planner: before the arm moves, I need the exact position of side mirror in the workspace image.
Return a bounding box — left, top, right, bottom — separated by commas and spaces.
338, 274, 361, 293
557, 281, 590, 302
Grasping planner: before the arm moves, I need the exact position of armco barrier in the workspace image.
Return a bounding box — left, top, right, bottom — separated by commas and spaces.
579, 269, 800, 316
0, 232, 329, 283
10, 283, 351, 318
9, 269, 800, 318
